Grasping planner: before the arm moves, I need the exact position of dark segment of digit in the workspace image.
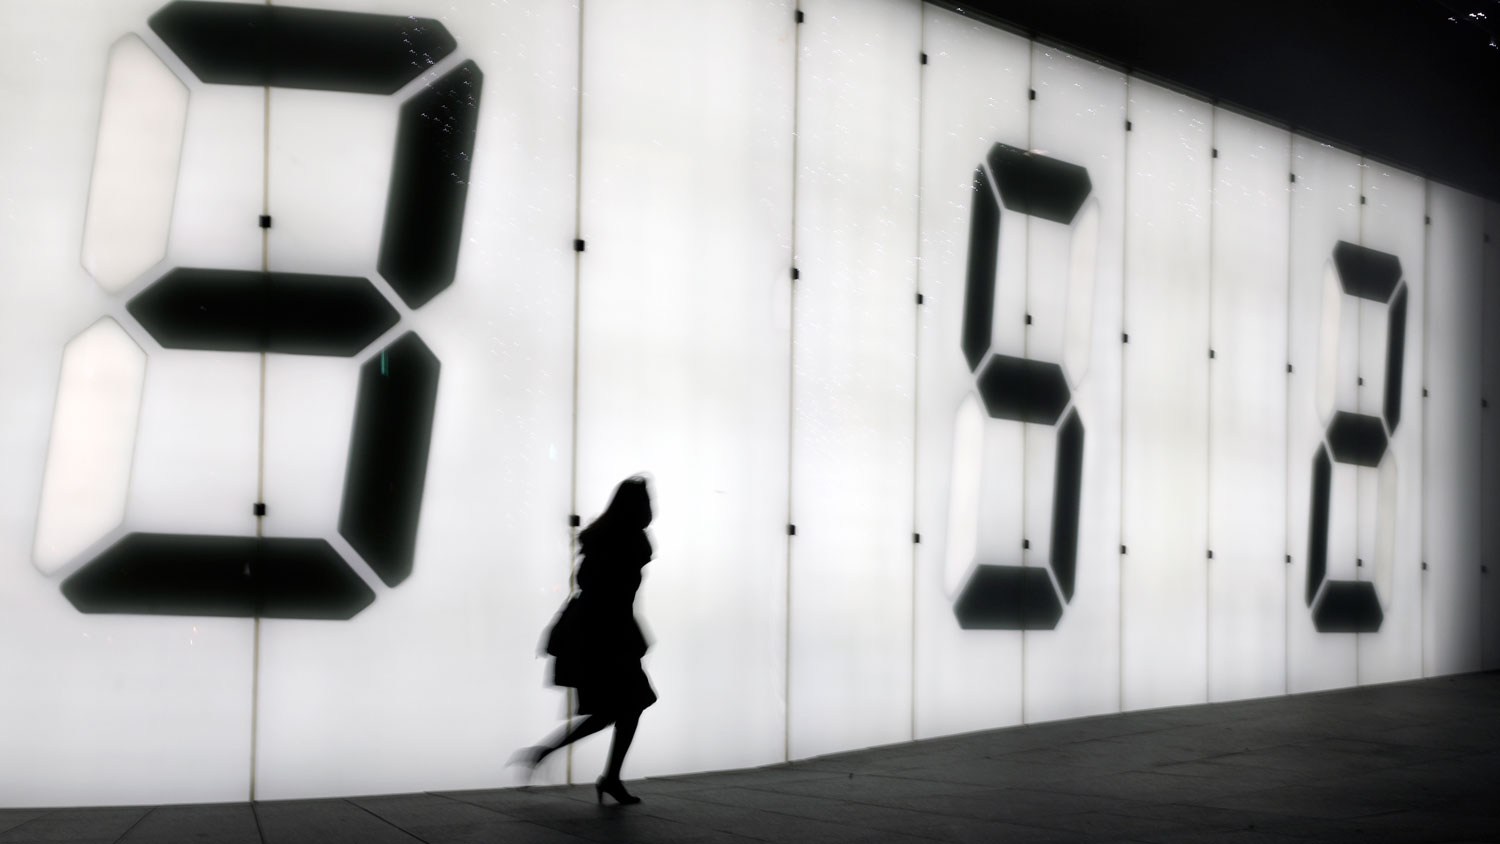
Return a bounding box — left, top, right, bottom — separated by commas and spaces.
339, 332, 440, 587
148, 1, 457, 95
1307, 445, 1332, 605
954, 564, 1063, 630
963, 166, 1000, 372
1384, 285, 1408, 432
1332, 240, 1403, 302
1311, 580, 1384, 633
1051, 410, 1085, 602
1305, 242, 1404, 633
378, 60, 484, 309
976, 355, 1072, 424
1325, 412, 1388, 467
61, 533, 374, 620
986, 143, 1092, 225
127, 268, 398, 357
953, 144, 1092, 632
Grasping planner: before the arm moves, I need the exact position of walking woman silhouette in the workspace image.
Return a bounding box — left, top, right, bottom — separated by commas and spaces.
517, 476, 658, 804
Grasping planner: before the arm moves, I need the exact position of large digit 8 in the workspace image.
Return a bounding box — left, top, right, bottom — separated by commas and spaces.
1305, 242, 1407, 632
944, 143, 1096, 630
33, 2, 482, 619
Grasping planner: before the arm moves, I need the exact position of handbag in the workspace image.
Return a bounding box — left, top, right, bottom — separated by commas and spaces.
544, 594, 583, 658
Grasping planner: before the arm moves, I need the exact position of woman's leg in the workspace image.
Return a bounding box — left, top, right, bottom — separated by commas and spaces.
534, 712, 614, 762
602, 709, 640, 781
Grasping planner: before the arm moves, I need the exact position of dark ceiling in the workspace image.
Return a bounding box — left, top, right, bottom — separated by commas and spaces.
938, 0, 1499, 202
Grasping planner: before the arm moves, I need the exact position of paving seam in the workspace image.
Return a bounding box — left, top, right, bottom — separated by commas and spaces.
0, 810, 55, 840
342, 797, 431, 844
523, 809, 724, 844
107, 805, 154, 844
682, 781, 1080, 837
436, 790, 582, 823
249, 800, 267, 844
642, 787, 956, 843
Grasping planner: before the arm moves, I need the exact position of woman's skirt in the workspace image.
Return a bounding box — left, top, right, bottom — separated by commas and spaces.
572, 657, 657, 717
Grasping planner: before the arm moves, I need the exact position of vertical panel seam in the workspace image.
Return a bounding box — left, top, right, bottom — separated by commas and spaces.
1204, 105, 1215, 704
1283, 131, 1295, 697
1421, 178, 1430, 678
1118, 76, 1130, 714
1019, 32, 1035, 725
910, 3, 926, 745
249, 32, 272, 800
566, 0, 587, 787
784, 0, 802, 765
1355, 158, 1366, 685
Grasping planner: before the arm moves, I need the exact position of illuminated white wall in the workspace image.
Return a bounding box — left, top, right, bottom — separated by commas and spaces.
1, 0, 1497, 809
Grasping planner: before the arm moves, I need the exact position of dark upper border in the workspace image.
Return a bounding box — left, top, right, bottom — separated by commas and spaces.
924, 0, 1498, 204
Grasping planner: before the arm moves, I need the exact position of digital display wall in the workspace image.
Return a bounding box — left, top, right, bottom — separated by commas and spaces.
0, 0, 1496, 808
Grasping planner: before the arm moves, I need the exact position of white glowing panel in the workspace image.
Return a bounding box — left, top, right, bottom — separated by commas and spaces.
1206, 109, 1289, 703
573, 0, 793, 779
164, 82, 264, 274
254, 0, 580, 799
1120, 80, 1211, 711
914, 5, 1031, 739
260, 356, 358, 543
33, 319, 147, 573
0, 0, 256, 808
1285, 137, 1361, 693
1355, 164, 1424, 686
266, 87, 395, 279
1021, 46, 1125, 724
125, 350, 260, 537
1423, 184, 1484, 677
80, 34, 188, 293
786, 0, 919, 761
1483, 201, 1500, 671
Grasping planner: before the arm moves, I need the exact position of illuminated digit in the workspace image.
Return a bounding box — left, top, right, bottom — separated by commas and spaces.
1304, 241, 1406, 632
36, 2, 481, 619
945, 143, 1095, 630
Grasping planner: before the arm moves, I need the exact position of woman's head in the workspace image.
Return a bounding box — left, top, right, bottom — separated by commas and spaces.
604, 476, 652, 529
581, 476, 652, 544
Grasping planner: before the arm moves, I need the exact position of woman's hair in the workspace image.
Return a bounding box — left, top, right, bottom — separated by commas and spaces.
580, 476, 652, 548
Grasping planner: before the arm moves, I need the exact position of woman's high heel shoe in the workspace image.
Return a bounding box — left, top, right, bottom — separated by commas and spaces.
595, 777, 641, 805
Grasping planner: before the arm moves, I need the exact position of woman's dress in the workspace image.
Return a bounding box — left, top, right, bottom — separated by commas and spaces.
559, 529, 657, 716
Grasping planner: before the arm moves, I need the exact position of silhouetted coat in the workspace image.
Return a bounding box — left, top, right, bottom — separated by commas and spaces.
552, 522, 657, 716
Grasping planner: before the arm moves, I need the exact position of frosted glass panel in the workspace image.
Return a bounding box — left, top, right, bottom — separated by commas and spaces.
1355, 163, 1425, 686
914, 5, 1031, 739
254, 0, 580, 799
1423, 184, 1484, 677
575, 0, 794, 778
1120, 80, 1212, 711
1022, 46, 1125, 723
1484, 201, 1500, 671
165, 82, 264, 274
1285, 137, 1361, 693
0, 0, 256, 807
6, 0, 1500, 810
787, 0, 920, 760
1206, 109, 1289, 703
